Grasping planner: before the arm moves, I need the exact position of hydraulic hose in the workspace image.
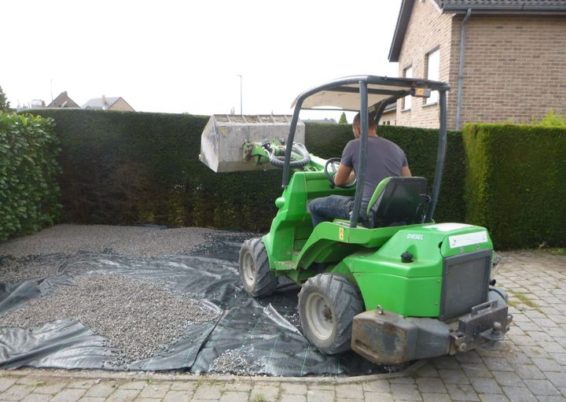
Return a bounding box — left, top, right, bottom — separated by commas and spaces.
268, 142, 311, 168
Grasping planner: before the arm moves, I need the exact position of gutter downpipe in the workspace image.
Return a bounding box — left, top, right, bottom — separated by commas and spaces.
455, 8, 472, 130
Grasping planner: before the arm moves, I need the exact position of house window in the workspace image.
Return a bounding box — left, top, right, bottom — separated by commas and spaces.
425, 48, 440, 105
403, 66, 412, 110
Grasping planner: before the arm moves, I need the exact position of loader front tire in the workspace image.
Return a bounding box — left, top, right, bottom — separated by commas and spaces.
239, 238, 277, 297
298, 273, 363, 354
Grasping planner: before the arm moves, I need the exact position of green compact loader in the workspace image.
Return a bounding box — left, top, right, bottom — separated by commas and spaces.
199, 75, 512, 365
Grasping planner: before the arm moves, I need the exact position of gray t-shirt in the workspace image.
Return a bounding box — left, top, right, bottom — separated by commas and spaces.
341, 136, 408, 204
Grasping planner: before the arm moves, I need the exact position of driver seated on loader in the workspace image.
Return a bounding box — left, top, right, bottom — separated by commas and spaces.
308, 111, 411, 227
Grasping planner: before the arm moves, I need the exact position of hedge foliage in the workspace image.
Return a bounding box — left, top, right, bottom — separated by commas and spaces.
0, 112, 60, 240
463, 124, 566, 249
32, 110, 464, 232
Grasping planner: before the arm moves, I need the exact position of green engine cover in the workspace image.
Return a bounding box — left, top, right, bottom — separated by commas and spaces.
341, 223, 493, 318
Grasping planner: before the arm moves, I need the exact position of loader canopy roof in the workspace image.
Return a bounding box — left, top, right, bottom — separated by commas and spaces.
292, 75, 449, 111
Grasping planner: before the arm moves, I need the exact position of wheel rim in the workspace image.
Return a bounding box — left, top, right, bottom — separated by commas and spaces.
242, 251, 256, 287
305, 292, 334, 341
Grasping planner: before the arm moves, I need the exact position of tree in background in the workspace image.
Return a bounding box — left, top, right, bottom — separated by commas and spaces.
338, 112, 347, 124
0, 86, 10, 111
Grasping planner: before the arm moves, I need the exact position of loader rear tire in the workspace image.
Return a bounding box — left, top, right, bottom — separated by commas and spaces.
239, 238, 277, 297
298, 273, 363, 354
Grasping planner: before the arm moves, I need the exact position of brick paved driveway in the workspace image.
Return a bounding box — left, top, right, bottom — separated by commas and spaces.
0, 250, 564, 401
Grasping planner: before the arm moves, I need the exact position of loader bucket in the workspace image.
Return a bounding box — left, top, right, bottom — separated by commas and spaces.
199, 114, 305, 172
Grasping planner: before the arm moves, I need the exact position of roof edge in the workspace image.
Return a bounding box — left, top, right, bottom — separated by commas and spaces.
388, 0, 415, 62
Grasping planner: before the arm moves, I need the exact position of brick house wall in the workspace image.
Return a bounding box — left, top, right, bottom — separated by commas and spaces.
396, 0, 453, 128
452, 15, 566, 127
395, 0, 566, 129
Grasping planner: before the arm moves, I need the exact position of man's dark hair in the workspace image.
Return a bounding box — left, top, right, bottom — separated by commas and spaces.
353, 111, 378, 128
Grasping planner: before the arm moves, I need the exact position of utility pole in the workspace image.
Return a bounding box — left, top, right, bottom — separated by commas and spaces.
237, 74, 243, 116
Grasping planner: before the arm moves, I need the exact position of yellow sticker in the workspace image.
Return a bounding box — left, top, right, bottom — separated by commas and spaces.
338, 227, 344, 241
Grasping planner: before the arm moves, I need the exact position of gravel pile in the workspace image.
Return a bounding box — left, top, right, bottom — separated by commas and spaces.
0, 273, 220, 364
0, 254, 63, 283
209, 347, 262, 375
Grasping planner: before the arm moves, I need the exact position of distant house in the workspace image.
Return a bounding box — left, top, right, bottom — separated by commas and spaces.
380, 103, 397, 126
48, 91, 80, 108
388, 0, 566, 129
83, 96, 135, 112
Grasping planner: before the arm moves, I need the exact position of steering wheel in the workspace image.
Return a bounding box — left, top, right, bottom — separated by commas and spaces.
324, 157, 356, 188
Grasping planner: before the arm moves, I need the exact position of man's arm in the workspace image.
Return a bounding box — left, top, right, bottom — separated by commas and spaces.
334, 164, 354, 186
401, 165, 412, 177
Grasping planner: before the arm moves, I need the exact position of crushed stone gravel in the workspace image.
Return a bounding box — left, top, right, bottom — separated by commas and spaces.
0, 272, 220, 364
209, 346, 262, 375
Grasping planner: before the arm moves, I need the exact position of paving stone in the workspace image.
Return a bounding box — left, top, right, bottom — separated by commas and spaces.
192, 383, 223, 400
446, 383, 480, 401
471, 378, 504, 395
15, 377, 43, 386
421, 392, 451, 402
281, 394, 307, 402
389, 377, 416, 384
34, 381, 68, 395
483, 358, 515, 372
0, 384, 34, 400
170, 382, 198, 391
439, 368, 471, 384
362, 380, 390, 393
50, 388, 86, 402
306, 389, 334, 402
462, 363, 494, 379
66, 379, 98, 389
478, 394, 510, 402
533, 357, 564, 372
281, 383, 307, 394
250, 384, 280, 401
20, 394, 52, 402
139, 383, 171, 399
492, 371, 525, 387
389, 383, 422, 401
81, 398, 106, 402
0, 377, 17, 392
336, 384, 364, 399
537, 397, 566, 402
523, 379, 561, 396
432, 356, 461, 369
513, 364, 546, 380
414, 363, 440, 378
118, 381, 147, 390
135, 398, 162, 402
457, 351, 484, 364
219, 391, 248, 402
107, 388, 141, 401
363, 391, 394, 402
546, 372, 566, 388
416, 377, 447, 393
307, 383, 335, 391
501, 386, 536, 402
85, 382, 119, 398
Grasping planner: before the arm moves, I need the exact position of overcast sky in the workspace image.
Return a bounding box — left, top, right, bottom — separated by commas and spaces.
2, 0, 402, 118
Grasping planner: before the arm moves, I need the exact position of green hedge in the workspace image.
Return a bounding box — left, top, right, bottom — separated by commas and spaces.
0, 112, 60, 240
379, 126, 465, 223
463, 124, 566, 249
32, 110, 464, 232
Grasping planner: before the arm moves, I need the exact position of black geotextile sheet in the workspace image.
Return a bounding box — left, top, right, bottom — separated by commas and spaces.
0, 232, 405, 376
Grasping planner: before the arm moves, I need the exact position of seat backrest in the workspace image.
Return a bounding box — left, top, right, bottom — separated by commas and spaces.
366, 177, 430, 228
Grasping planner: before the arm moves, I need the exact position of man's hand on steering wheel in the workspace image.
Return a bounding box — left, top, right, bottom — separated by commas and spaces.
324, 158, 356, 188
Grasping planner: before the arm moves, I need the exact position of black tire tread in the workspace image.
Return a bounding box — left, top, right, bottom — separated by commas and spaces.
298, 273, 363, 354
239, 238, 277, 297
